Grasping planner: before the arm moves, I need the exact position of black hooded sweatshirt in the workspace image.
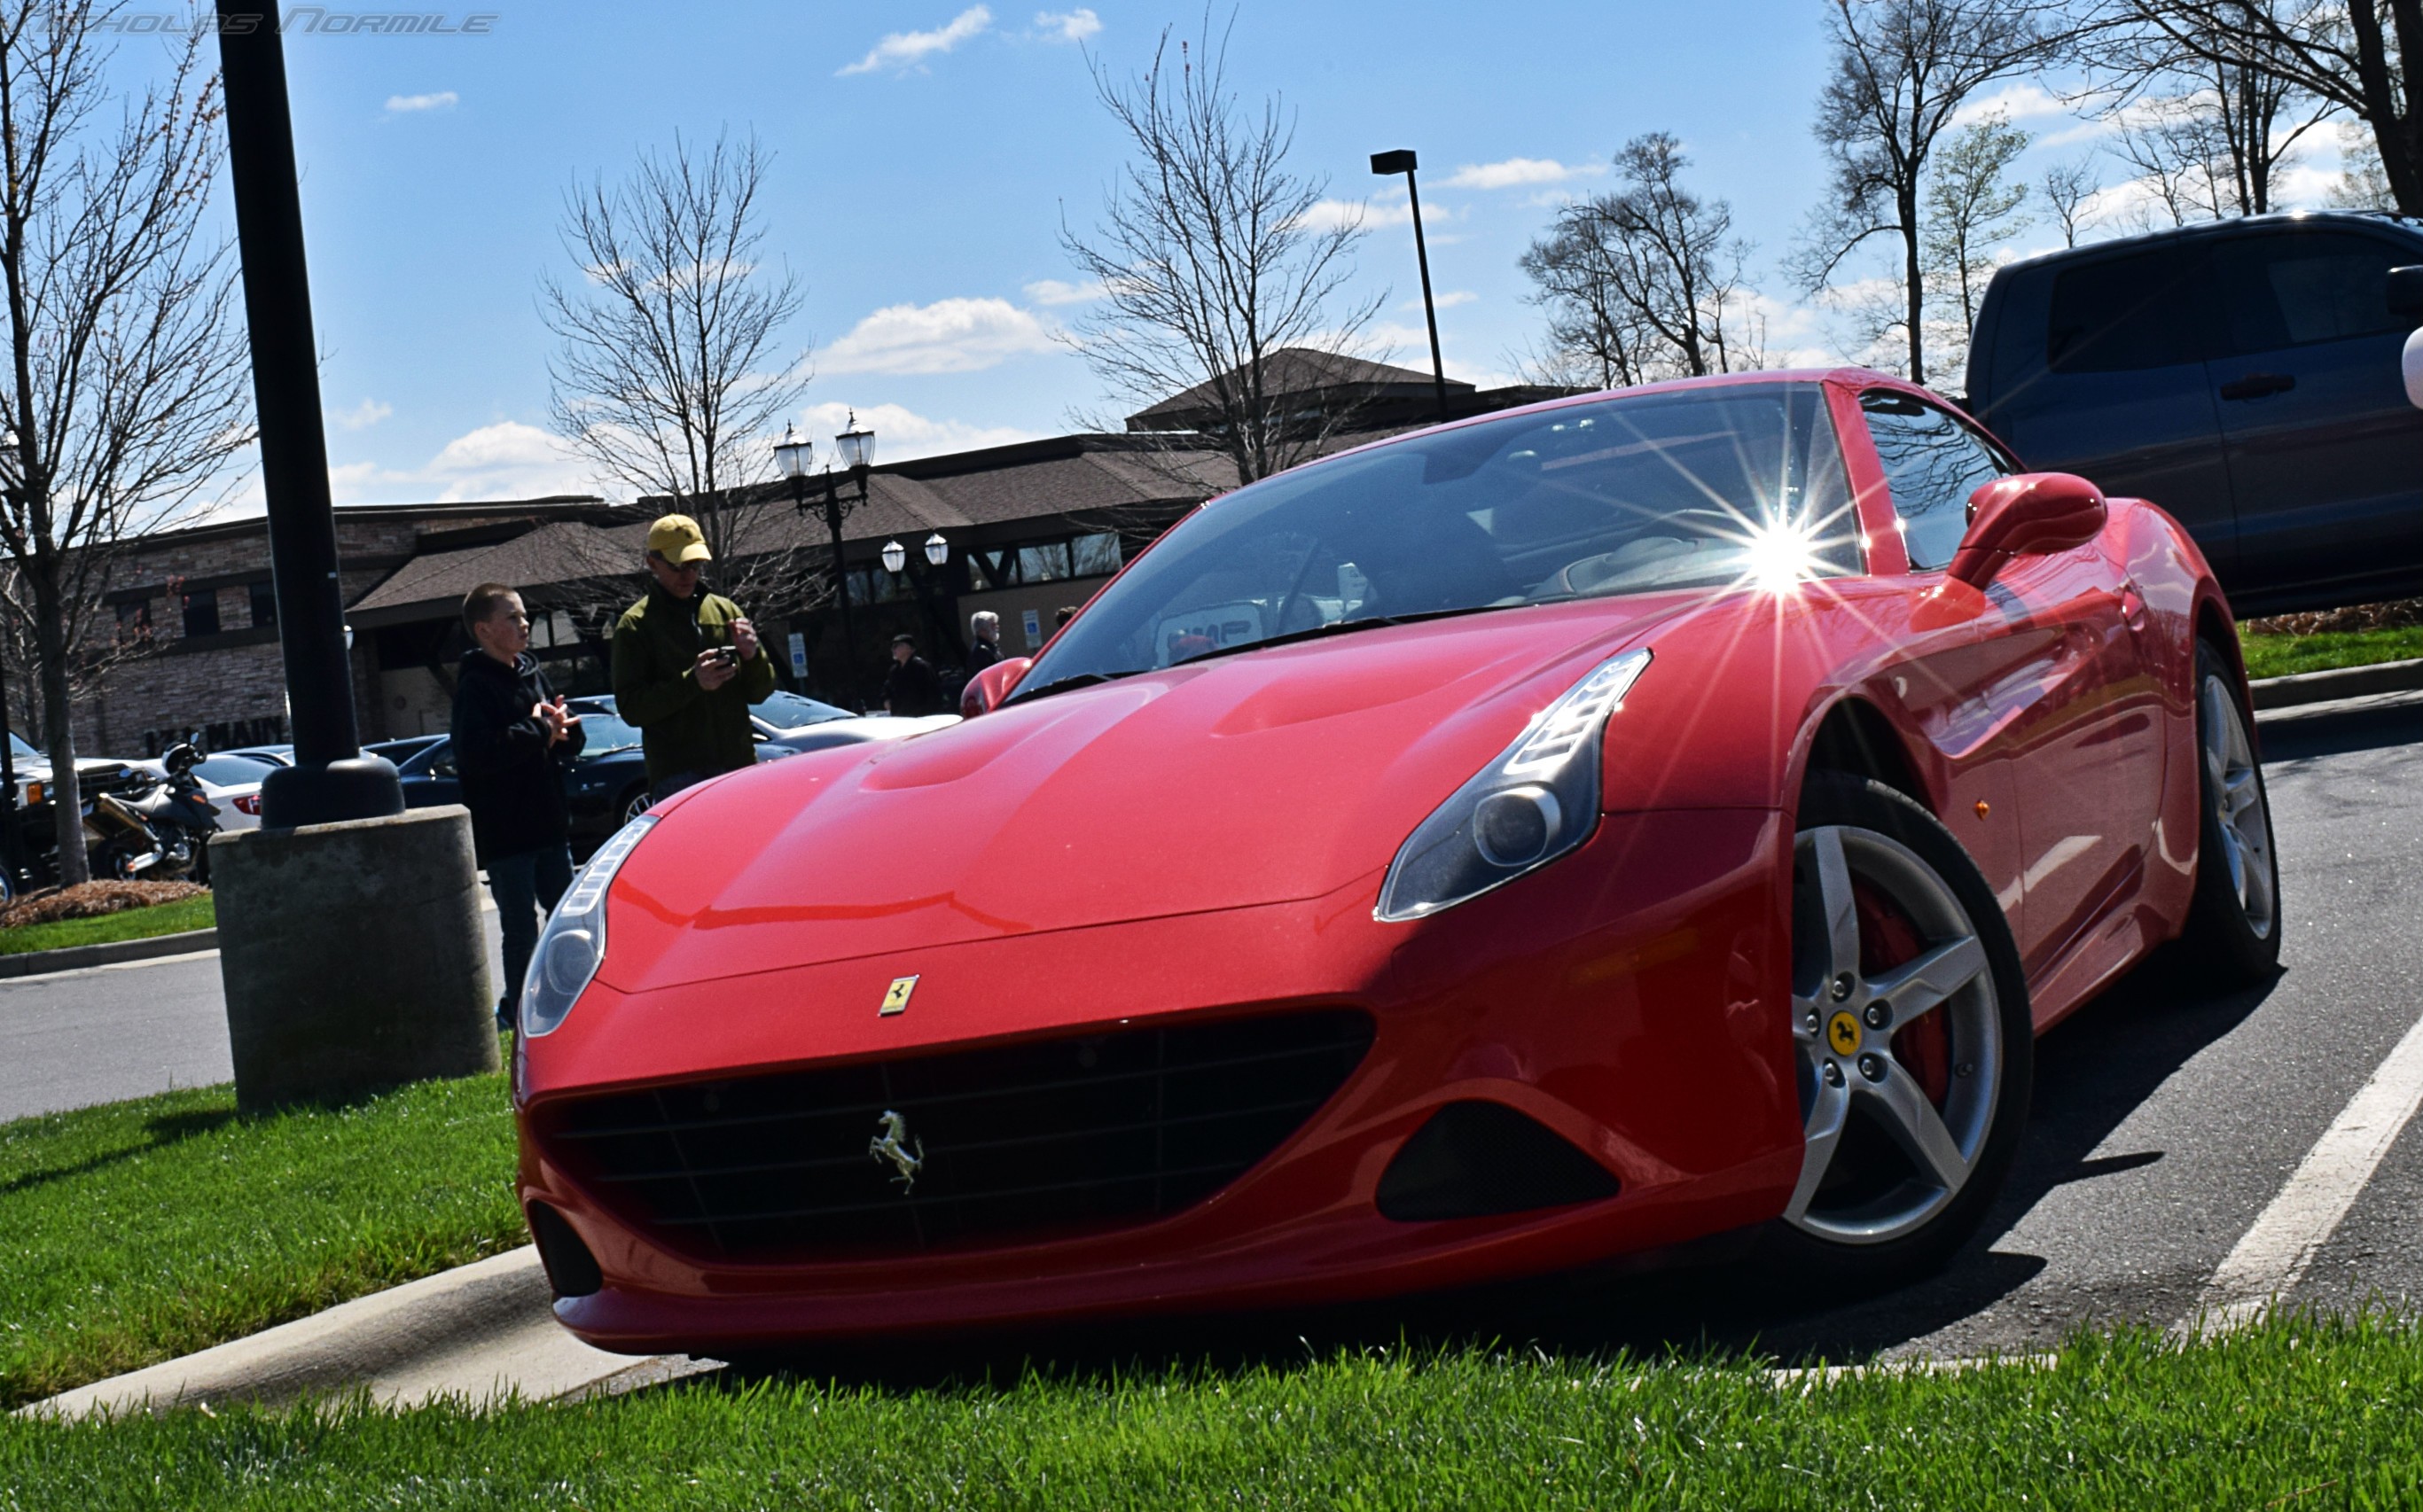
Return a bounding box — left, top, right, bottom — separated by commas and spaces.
449, 649, 586, 863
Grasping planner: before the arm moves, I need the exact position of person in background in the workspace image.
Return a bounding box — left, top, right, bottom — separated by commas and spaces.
965, 610, 1004, 676
1054, 604, 1079, 632
611, 513, 775, 803
452, 582, 584, 1033
883, 633, 946, 716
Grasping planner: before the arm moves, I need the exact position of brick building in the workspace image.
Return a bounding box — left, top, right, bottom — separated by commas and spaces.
70, 355, 1561, 758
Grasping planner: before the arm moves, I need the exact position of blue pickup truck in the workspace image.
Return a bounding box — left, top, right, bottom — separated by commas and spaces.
1964, 210, 2423, 617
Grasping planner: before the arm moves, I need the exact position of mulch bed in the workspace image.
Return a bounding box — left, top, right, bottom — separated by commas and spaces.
0, 880, 207, 931
2242, 598, 2423, 635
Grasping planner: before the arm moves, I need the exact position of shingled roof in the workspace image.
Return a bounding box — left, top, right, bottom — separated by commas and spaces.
1127, 348, 1474, 431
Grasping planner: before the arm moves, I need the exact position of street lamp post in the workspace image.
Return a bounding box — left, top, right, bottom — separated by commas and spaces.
879, 533, 957, 660
217, 0, 401, 826
776, 412, 877, 712
1370, 148, 1451, 425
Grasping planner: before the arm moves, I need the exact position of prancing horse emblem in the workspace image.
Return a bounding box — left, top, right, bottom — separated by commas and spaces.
868, 1110, 924, 1193
879, 975, 918, 1016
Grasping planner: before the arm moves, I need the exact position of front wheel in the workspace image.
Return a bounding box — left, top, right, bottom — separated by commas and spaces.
2171, 641, 2280, 990
1769, 774, 2034, 1289
619, 786, 651, 826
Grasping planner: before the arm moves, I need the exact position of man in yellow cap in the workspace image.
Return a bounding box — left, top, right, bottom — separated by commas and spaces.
610, 513, 776, 804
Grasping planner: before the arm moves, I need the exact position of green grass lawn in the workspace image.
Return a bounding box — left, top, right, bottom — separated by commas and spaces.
3, 1314, 2420, 1508
0, 1072, 521, 1408
0, 892, 215, 956
2240, 623, 2423, 682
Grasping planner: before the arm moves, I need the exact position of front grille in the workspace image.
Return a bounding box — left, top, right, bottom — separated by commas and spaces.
538, 1009, 1373, 1262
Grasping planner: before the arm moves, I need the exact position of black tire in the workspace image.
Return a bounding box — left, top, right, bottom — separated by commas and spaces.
1763, 773, 2034, 1290
2171, 639, 2281, 990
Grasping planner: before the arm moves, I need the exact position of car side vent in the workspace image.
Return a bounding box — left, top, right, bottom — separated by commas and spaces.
527, 1202, 603, 1298
1376, 1101, 1620, 1222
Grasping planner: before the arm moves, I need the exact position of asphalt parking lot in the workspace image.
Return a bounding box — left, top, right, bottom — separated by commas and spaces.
2, 694, 2415, 1370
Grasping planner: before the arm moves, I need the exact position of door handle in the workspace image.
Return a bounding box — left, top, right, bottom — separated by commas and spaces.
2218, 371, 2296, 401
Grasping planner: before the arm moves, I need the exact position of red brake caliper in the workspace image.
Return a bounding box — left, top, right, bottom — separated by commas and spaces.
1853, 881, 1951, 1104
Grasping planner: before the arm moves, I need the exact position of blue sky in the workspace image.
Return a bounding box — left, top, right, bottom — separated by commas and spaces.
106, 1, 2356, 510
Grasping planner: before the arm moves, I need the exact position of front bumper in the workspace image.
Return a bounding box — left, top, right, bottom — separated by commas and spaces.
516, 807, 1800, 1352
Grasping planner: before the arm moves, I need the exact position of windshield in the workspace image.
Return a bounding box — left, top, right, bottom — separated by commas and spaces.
1024, 383, 1859, 691
752, 690, 853, 729
7, 733, 34, 762
569, 700, 643, 753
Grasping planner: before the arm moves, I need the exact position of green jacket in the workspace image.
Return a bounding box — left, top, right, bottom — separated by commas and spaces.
610, 582, 777, 784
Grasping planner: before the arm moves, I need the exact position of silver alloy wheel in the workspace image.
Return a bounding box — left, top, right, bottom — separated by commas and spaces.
1786, 825, 2003, 1246
621, 790, 651, 825
2200, 672, 2277, 940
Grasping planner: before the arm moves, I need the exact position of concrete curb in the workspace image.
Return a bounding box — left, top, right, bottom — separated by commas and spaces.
2248, 657, 2423, 711
0, 927, 215, 980
19, 1246, 711, 1420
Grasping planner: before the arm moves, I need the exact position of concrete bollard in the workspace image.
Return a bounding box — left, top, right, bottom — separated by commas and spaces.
210, 805, 496, 1111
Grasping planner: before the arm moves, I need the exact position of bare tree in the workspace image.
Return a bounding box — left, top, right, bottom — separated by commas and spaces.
543, 130, 817, 610
1060, 18, 1380, 486
2099, 0, 2423, 213
1520, 132, 1764, 387
2041, 154, 2102, 244
2091, 4, 2335, 221
2327, 120, 2398, 206
0, 7, 253, 886
1923, 115, 2032, 379
1794, 0, 2059, 386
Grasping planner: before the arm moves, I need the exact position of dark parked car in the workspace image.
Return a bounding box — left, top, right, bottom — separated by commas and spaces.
1965, 209, 2423, 616
383, 698, 808, 859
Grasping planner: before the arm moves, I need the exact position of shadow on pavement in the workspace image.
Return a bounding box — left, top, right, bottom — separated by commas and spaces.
2259, 700, 2423, 761
689, 966, 2278, 1397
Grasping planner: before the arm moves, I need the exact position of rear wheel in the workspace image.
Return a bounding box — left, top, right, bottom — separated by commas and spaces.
2172, 640, 2280, 989
620, 785, 651, 826
1770, 775, 2032, 1287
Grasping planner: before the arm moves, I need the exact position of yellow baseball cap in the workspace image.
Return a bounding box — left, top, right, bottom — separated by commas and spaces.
647, 513, 713, 565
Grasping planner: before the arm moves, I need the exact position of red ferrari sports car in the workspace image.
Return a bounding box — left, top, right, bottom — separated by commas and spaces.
513, 370, 2279, 1352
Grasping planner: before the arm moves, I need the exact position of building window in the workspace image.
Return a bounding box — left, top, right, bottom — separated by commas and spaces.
1072, 532, 1122, 576
115, 599, 152, 642
1017, 542, 1075, 583
182, 588, 220, 639
249, 581, 277, 628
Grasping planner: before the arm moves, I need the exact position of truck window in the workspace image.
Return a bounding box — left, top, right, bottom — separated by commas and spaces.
1860, 393, 2013, 571
2211, 230, 2411, 353
2046, 249, 2201, 373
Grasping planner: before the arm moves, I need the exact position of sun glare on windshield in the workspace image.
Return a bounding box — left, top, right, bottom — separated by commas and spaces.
1738, 511, 1828, 595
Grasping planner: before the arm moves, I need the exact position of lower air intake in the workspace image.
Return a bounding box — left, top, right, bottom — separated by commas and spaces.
539, 1009, 1373, 1262
1375, 1101, 1621, 1221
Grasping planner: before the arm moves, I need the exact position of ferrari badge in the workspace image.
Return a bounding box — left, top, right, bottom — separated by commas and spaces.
1826, 1011, 1861, 1056
879, 975, 918, 1017
869, 1110, 924, 1193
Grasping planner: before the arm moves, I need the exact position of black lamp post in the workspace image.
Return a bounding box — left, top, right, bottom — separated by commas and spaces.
1370, 148, 1451, 425
880, 532, 959, 659
776, 413, 877, 712
217, 0, 401, 827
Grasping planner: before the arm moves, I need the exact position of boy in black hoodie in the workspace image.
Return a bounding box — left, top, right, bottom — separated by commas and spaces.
452, 583, 586, 1031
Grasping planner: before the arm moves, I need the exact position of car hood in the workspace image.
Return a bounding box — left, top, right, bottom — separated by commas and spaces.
767, 713, 961, 751
602, 597, 1692, 992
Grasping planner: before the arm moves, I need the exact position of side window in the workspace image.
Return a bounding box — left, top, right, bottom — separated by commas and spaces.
2046, 249, 2203, 373
2211, 230, 2412, 354
428, 744, 458, 779
1860, 393, 2013, 571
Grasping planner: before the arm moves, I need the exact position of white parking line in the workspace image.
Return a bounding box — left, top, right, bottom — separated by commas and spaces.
2186, 1007, 2423, 1336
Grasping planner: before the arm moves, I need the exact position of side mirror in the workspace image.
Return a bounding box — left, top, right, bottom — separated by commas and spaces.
960, 656, 1032, 719
1946, 472, 2107, 588
2388, 264, 2423, 323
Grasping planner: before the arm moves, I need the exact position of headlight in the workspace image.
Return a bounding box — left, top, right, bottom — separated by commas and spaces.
520, 814, 656, 1037
1375, 648, 1651, 923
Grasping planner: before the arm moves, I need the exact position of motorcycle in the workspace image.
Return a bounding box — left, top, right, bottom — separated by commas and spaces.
85, 744, 220, 883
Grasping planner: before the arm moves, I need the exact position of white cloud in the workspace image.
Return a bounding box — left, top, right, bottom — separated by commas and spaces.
1033, 8, 1099, 43
1950, 82, 2070, 128
324, 421, 597, 506
791, 401, 1037, 463
384, 90, 457, 113
820, 296, 1060, 375
1401, 290, 1476, 312
1442, 157, 1587, 191
330, 399, 392, 431
1299, 189, 1454, 233
839, 6, 992, 75
1022, 277, 1104, 307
